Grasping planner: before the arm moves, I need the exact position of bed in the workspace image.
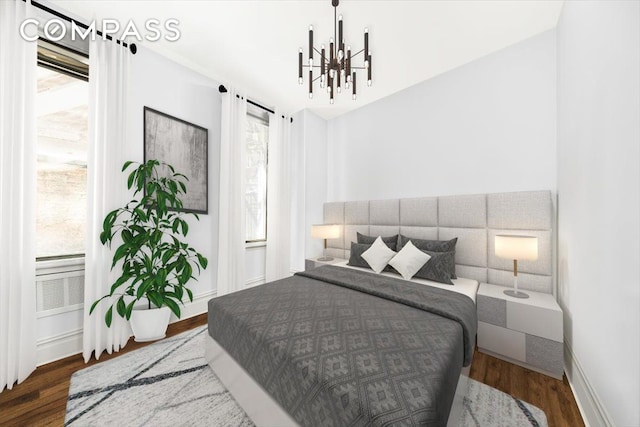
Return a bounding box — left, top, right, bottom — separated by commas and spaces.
205, 191, 554, 426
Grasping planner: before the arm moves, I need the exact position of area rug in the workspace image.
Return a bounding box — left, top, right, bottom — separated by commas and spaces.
65, 326, 547, 426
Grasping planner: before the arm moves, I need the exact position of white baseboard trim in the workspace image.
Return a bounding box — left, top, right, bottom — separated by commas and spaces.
36, 328, 83, 366
245, 276, 265, 288
564, 342, 614, 427
36, 289, 218, 367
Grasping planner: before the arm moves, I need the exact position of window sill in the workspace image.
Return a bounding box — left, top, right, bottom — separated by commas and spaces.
245, 241, 267, 249
36, 256, 85, 275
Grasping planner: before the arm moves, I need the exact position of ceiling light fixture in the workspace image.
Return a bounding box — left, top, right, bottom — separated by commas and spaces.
298, 0, 372, 104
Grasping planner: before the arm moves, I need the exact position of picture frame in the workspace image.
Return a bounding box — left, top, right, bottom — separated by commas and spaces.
143, 107, 208, 214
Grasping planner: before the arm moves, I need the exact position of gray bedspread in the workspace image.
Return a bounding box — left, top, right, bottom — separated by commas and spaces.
208, 265, 477, 426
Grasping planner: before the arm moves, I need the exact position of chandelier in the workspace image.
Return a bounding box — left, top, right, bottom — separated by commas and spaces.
298, 0, 372, 104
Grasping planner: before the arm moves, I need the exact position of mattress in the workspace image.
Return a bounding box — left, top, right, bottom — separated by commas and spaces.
332, 259, 480, 303
208, 265, 477, 426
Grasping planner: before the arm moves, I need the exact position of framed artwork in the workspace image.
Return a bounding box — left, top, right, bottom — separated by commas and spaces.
143, 107, 208, 214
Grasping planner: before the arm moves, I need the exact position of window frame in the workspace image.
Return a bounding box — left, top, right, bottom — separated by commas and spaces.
244, 109, 270, 244
35, 39, 89, 263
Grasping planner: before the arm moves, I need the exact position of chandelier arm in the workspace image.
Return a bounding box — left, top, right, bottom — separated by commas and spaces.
313, 47, 324, 56
350, 49, 366, 58
350, 66, 367, 70
302, 65, 325, 68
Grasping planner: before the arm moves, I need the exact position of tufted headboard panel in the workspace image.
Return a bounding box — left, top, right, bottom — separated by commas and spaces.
323, 190, 554, 294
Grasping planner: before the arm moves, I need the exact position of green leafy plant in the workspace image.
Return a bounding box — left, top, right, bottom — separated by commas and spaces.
90, 160, 208, 327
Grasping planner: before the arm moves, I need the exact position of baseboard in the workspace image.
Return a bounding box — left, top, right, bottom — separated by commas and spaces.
36, 290, 218, 366
564, 342, 614, 427
245, 276, 265, 288
36, 328, 84, 366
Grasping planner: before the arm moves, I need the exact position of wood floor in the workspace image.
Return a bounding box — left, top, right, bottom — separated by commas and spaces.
0, 314, 584, 427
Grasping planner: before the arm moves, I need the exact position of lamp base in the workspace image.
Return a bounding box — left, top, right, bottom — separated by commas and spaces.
504, 289, 529, 299
317, 256, 334, 262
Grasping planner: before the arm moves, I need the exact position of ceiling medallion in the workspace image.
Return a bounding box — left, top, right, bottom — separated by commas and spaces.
298, 0, 372, 104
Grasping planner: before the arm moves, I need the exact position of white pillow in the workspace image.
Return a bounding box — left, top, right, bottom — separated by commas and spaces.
361, 236, 396, 273
388, 240, 431, 280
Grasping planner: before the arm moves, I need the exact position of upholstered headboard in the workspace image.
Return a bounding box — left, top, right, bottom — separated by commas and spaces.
322, 190, 554, 294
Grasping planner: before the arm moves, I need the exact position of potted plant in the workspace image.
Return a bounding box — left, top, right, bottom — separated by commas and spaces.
90, 159, 208, 342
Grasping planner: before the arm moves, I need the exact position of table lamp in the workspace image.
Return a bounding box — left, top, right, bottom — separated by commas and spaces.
311, 224, 340, 261
495, 235, 538, 299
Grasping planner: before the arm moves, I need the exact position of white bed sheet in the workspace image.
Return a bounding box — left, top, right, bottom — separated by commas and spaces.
332, 260, 479, 303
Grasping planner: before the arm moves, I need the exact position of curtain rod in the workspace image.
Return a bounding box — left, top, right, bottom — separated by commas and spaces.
218, 85, 293, 123
27, 0, 137, 54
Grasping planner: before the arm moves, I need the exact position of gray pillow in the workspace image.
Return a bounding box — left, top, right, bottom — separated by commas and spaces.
398, 235, 457, 252
347, 242, 373, 269
414, 250, 456, 285
357, 232, 398, 251
398, 235, 457, 279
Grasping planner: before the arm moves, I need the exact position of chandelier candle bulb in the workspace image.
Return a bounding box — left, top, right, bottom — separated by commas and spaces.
308, 25, 313, 61
367, 51, 372, 86
338, 14, 343, 49
329, 38, 334, 65
364, 27, 369, 57
298, 48, 303, 84
352, 71, 356, 99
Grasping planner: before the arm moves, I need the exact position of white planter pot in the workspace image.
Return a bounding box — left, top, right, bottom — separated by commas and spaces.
130, 306, 171, 342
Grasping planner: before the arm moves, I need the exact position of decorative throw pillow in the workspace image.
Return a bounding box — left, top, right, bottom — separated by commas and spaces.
347, 242, 374, 269
397, 235, 457, 252
398, 235, 458, 278
413, 250, 457, 285
388, 241, 431, 280
361, 237, 397, 273
357, 232, 398, 251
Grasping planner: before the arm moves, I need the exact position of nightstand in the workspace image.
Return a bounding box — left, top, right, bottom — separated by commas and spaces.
304, 257, 346, 270
477, 283, 564, 379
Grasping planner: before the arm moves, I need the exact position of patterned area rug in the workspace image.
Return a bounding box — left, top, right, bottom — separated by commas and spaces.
65, 326, 547, 427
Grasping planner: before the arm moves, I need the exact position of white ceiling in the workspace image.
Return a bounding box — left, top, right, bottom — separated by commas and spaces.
49, 0, 564, 119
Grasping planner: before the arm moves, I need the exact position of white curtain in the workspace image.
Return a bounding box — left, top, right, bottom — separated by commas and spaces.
217, 88, 247, 296
0, 0, 38, 391
83, 38, 131, 362
265, 113, 293, 281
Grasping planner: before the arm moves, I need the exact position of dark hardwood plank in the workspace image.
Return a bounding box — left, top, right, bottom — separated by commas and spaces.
469, 350, 585, 427
1, 316, 584, 427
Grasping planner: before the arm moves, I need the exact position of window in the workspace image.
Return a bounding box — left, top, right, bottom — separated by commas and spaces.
245, 109, 269, 243
36, 42, 89, 259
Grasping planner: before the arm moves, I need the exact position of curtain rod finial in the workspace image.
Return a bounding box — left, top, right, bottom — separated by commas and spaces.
129, 44, 137, 54
218, 85, 228, 93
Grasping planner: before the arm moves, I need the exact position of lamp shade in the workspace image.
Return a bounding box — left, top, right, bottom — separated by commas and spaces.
311, 224, 340, 239
495, 235, 538, 261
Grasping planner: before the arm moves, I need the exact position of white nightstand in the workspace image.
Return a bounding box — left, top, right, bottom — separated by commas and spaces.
304, 257, 346, 270
477, 283, 564, 379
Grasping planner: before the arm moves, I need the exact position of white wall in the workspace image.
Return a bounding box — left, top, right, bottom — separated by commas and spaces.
327, 30, 557, 202
245, 245, 266, 285
289, 109, 329, 268
129, 45, 221, 302
303, 111, 329, 261
557, 2, 640, 426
